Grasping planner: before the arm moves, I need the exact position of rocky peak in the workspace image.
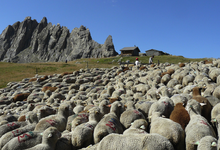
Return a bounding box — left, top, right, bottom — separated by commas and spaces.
0, 17, 118, 63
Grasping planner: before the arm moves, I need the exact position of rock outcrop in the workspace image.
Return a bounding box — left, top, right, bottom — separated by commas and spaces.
0, 17, 118, 63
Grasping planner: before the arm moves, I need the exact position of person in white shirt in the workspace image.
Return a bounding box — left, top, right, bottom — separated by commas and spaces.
149, 55, 154, 64
135, 58, 140, 66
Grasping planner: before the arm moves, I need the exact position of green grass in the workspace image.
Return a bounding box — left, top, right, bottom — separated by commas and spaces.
0, 55, 212, 88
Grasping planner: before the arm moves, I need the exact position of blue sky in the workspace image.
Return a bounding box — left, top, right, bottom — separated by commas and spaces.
1, 0, 219, 58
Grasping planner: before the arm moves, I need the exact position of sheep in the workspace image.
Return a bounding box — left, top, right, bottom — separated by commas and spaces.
182, 74, 195, 86
24, 127, 61, 150
73, 100, 85, 114
28, 75, 48, 83
157, 86, 172, 98
98, 99, 110, 117
209, 68, 220, 82
196, 136, 217, 150
34, 104, 69, 132
135, 101, 154, 119
37, 105, 57, 120
171, 94, 188, 106
55, 134, 73, 150
11, 93, 30, 102
123, 119, 148, 135
150, 112, 185, 150
0, 121, 28, 137
206, 95, 220, 107
160, 69, 175, 77
71, 111, 89, 131
96, 133, 174, 150
217, 75, 220, 85
203, 83, 217, 97
71, 108, 101, 149
0, 113, 18, 123
0, 123, 36, 149
211, 103, 220, 124
134, 83, 150, 95
213, 85, 220, 100
192, 87, 213, 124
179, 63, 185, 67
161, 74, 171, 85
148, 99, 174, 122
120, 101, 145, 129
60, 72, 73, 77
93, 101, 124, 144
185, 114, 217, 150
42, 86, 58, 92
169, 103, 190, 130
2, 131, 43, 150
65, 114, 78, 131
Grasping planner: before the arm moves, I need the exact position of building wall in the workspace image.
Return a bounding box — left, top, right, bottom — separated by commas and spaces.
132, 49, 139, 56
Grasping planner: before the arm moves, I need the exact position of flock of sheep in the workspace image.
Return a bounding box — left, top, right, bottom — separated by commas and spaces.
1, 58, 220, 150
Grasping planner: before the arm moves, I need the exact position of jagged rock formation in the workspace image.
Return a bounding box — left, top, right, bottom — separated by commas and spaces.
0, 17, 118, 63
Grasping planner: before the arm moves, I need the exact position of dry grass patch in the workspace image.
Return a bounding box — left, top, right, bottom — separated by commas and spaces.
0, 56, 213, 88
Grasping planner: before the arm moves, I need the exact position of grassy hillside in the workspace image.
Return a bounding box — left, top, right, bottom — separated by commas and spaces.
0, 55, 212, 88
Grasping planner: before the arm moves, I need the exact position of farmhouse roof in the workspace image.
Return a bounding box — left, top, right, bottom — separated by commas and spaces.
120, 47, 140, 52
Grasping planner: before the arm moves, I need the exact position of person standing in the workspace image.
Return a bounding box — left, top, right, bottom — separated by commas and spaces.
149, 55, 154, 64
135, 58, 140, 67
135, 58, 140, 66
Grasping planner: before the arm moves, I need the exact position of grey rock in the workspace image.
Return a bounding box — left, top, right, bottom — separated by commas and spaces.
0, 17, 118, 63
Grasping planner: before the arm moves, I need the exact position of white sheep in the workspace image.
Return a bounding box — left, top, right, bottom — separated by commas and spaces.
185, 114, 217, 150
34, 104, 69, 132
209, 68, 220, 82
2, 131, 43, 150
93, 101, 124, 144
24, 127, 61, 150
0, 121, 28, 137
148, 99, 174, 122
123, 119, 148, 135
96, 133, 174, 150
161, 73, 171, 85
213, 85, 220, 100
182, 74, 195, 87
120, 101, 145, 129
71, 108, 101, 149
135, 100, 154, 119
73, 100, 85, 114
197, 135, 217, 150
150, 112, 185, 150
0, 123, 36, 149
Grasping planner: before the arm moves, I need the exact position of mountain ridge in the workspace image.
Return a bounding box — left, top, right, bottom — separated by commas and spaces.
0, 16, 118, 63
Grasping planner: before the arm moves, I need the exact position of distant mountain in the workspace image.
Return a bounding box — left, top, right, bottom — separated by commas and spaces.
0, 17, 118, 63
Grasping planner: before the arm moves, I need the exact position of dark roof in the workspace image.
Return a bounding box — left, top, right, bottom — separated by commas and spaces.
145, 49, 170, 56
145, 49, 164, 53
120, 47, 140, 52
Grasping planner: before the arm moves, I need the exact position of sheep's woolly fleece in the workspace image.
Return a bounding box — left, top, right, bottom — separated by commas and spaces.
0, 59, 220, 149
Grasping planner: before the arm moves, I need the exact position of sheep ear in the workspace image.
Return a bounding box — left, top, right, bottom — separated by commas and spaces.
48, 133, 53, 138
194, 141, 199, 145
40, 133, 43, 136
211, 142, 217, 147
107, 104, 111, 108
200, 103, 206, 106
130, 123, 133, 126
211, 119, 216, 123
140, 125, 146, 130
